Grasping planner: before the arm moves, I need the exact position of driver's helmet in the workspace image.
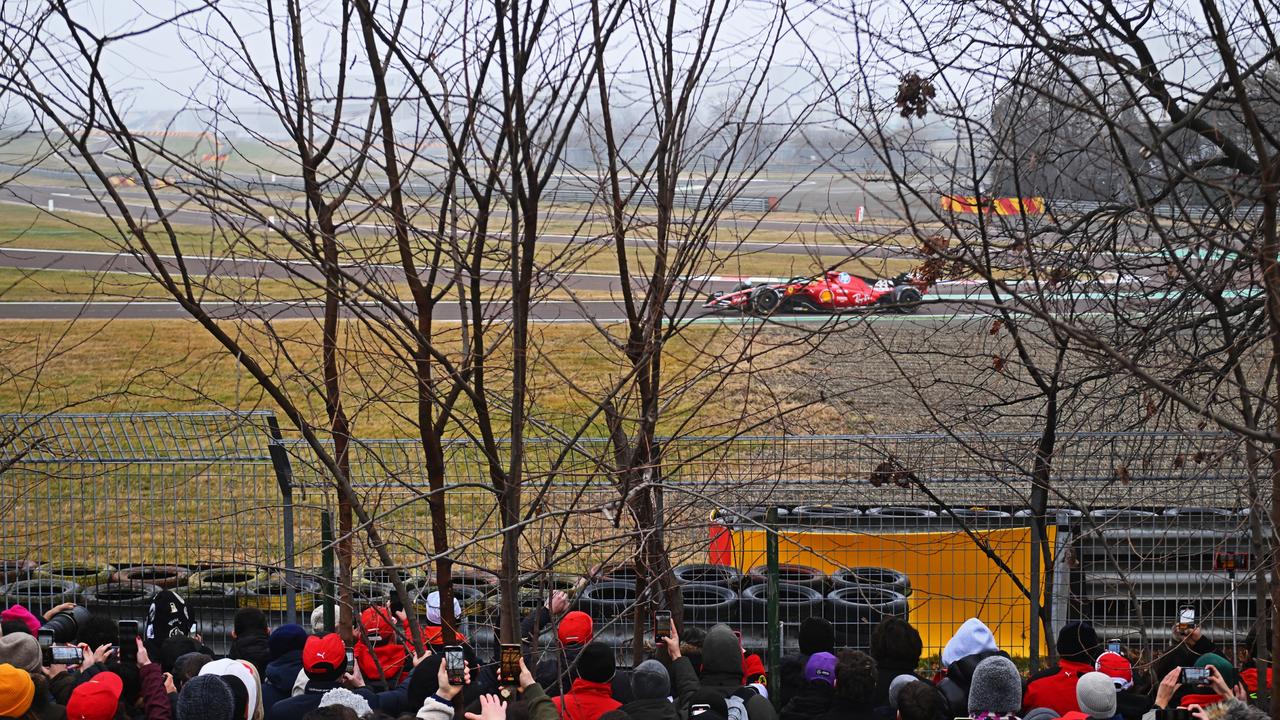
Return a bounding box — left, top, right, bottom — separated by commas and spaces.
837, 271, 852, 284
873, 278, 893, 291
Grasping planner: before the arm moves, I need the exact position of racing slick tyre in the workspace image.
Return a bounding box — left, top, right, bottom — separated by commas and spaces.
866, 506, 938, 519
1161, 506, 1233, 519
740, 582, 823, 624
673, 563, 744, 589
577, 580, 637, 623
1088, 508, 1157, 521
750, 286, 783, 314
680, 583, 738, 625
830, 567, 911, 598
747, 563, 827, 592
0, 561, 36, 585
890, 286, 923, 313
826, 585, 909, 648
112, 565, 191, 590
946, 508, 1011, 521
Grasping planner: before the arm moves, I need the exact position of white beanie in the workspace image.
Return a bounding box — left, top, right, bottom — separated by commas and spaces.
425, 591, 463, 625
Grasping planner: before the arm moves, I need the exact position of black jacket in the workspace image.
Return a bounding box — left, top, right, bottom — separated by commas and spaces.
780, 681, 834, 720
814, 695, 876, 720
776, 654, 809, 709
696, 627, 776, 720
621, 697, 679, 720
937, 650, 1006, 719
1116, 689, 1151, 720
871, 661, 921, 709
229, 633, 272, 677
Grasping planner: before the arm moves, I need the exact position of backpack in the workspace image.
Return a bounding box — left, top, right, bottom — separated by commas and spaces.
724, 687, 759, 720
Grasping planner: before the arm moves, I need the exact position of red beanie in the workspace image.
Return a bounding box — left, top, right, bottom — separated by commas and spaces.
558, 611, 593, 646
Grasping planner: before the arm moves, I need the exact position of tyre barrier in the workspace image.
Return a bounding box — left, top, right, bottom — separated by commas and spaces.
516, 575, 581, 611
577, 581, 638, 623
1013, 508, 1085, 518
34, 562, 116, 588
866, 506, 938, 518
793, 505, 863, 525
741, 582, 823, 624
0, 578, 81, 613
81, 582, 160, 614
590, 564, 641, 584
748, 564, 826, 592
680, 583, 738, 625
112, 565, 191, 589
830, 567, 911, 597
826, 585, 909, 647
450, 568, 499, 590
188, 567, 268, 591
0, 560, 36, 584
182, 585, 239, 613
238, 578, 321, 612
673, 563, 743, 588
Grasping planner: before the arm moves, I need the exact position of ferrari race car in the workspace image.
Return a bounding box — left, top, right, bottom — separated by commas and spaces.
704, 270, 925, 314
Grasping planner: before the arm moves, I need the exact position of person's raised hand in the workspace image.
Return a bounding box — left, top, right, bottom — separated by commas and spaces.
660, 619, 681, 660
135, 638, 152, 668
74, 643, 95, 671
1155, 666, 1182, 709
436, 659, 470, 699
547, 591, 569, 616
518, 658, 535, 690
411, 648, 432, 668
1188, 704, 1210, 720
163, 673, 177, 695
464, 695, 507, 720
1205, 664, 1232, 699
92, 643, 115, 666
340, 670, 366, 690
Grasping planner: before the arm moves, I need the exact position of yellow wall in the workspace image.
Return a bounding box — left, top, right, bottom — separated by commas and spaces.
728, 525, 1052, 656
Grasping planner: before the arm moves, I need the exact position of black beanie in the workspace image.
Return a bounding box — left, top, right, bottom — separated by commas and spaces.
1057, 621, 1100, 664
798, 617, 835, 655
575, 642, 616, 683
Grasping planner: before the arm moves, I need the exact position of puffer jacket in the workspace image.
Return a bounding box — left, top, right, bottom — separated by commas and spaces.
697, 625, 777, 720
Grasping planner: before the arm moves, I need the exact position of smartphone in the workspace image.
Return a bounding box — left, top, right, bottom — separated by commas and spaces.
1178, 605, 1197, 630
1180, 666, 1211, 686
345, 648, 355, 670
117, 621, 139, 664
444, 645, 466, 686
38, 629, 54, 666
654, 610, 672, 645
499, 643, 521, 686
51, 646, 84, 665
1107, 638, 1121, 654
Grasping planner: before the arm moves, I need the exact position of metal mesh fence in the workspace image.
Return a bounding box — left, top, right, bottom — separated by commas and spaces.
1, 411, 1272, 668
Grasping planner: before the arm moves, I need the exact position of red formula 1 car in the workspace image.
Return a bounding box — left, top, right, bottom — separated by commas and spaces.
704, 270, 925, 314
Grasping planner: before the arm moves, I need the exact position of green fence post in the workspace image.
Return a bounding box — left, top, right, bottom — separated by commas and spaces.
766, 506, 780, 709
321, 511, 335, 632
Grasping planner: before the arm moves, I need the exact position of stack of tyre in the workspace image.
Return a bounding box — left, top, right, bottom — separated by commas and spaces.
574, 561, 910, 651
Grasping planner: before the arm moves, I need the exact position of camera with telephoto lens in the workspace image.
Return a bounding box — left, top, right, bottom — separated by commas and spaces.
43, 606, 91, 644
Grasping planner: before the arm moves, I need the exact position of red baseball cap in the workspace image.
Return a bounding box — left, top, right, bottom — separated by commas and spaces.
360, 607, 395, 643
557, 611, 593, 646
1096, 651, 1133, 690
303, 633, 347, 674
66, 671, 123, 720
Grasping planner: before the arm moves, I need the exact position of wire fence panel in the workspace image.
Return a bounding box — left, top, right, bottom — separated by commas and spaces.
1, 413, 1270, 666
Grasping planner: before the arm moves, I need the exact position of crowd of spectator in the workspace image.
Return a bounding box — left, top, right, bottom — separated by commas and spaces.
0, 588, 1271, 720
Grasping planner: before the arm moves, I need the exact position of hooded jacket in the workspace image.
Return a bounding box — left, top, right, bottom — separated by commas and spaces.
534, 643, 583, 697
1021, 659, 1094, 716
780, 681, 834, 720
262, 650, 305, 711
815, 694, 877, 720
265, 680, 378, 720
551, 678, 620, 720
937, 620, 1004, 719
699, 625, 777, 720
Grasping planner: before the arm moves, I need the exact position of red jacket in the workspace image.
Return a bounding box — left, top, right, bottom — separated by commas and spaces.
1022, 660, 1095, 716
355, 640, 409, 682
552, 678, 621, 720
1241, 666, 1271, 697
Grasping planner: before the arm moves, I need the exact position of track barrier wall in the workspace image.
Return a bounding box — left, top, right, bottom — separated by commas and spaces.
1, 411, 1272, 666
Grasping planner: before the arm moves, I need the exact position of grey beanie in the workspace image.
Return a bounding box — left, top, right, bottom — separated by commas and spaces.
1076, 672, 1117, 719
319, 688, 374, 719
967, 656, 1022, 716
888, 674, 918, 710
631, 659, 671, 700
177, 674, 237, 720
0, 633, 42, 673
1022, 708, 1060, 720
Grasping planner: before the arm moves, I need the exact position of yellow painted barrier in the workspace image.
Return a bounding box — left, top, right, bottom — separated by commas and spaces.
719, 524, 1052, 656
